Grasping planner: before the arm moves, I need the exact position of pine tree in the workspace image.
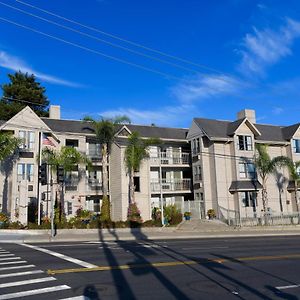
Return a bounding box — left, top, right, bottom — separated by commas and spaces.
0, 71, 49, 120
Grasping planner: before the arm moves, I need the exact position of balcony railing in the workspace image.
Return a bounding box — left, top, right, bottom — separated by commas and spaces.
87, 152, 102, 162
194, 174, 202, 181
150, 178, 191, 193
65, 177, 79, 191
87, 178, 102, 191
150, 152, 190, 165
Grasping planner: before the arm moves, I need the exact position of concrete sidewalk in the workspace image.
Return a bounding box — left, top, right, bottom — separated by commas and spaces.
1, 225, 300, 243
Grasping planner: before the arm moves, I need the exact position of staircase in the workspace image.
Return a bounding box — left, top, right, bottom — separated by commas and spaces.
176, 218, 231, 232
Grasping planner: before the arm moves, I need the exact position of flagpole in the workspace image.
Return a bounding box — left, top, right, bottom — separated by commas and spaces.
37, 131, 42, 225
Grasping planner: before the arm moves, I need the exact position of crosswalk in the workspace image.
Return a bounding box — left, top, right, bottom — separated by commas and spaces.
0, 246, 81, 300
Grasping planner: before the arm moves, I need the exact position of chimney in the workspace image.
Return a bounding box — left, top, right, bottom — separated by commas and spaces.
237, 109, 256, 123
49, 105, 61, 119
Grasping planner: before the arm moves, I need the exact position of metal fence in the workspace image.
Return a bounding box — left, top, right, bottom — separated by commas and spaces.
218, 205, 300, 226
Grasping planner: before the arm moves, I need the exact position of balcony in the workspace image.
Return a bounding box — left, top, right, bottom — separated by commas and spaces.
65, 176, 79, 191
87, 151, 102, 162
150, 178, 191, 193
150, 153, 190, 166
87, 178, 102, 191
194, 174, 202, 181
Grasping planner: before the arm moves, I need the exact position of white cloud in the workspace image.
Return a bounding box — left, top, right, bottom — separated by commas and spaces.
99, 104, 196, 127
238, 18, 300, 76
171, 74, 240, 102
272, 107, 284, 115
0, 50, 83, 87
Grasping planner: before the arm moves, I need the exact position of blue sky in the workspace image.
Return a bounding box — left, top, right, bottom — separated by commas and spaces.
1, 0, 300, 128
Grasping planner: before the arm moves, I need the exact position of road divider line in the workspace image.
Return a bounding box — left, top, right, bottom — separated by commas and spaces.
0, 260, 27, 265
21, 243, 97, 268
0, 270, 43, 278
276, 284, 300, 290
48, 252, 300, 275
0, 264, 35, 271
0, 276, 56, 288
0, 254, 15, 257
0, 285, 71, 299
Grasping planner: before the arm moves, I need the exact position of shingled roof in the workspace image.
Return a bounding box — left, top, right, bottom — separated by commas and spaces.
194, 117, 297, 142
41, 118, 188, 140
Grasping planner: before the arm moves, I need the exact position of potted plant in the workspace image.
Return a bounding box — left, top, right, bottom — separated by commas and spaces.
184, 211, 191, 221
207, 209, 216, 220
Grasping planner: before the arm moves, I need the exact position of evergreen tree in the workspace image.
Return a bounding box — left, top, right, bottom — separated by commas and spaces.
0, 71, 49, 120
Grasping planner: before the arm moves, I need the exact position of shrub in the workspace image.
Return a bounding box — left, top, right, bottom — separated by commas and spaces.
164, 205, 182, 226
8, 221, 24, 229
207, 209, 216, 219
0, 212, 8, 223
152, 207, 161, 221
100, 196, 111, 222
127, 203, 142, 224
142, 220, 162, 227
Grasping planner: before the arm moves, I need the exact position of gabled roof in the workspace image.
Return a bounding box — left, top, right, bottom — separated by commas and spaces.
42, 118, 95, 134
119, 124, 188, 140
193, 117, 299, 143
282, 123, 300, 140
42, 118, 188, 141
227, 118, 261, 136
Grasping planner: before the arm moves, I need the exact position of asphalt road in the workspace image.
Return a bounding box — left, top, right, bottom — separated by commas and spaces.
1, 236, 300, 299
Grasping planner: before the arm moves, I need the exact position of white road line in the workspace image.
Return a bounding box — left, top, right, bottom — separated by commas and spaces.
0, 257, 20, 261
0, 265, 35, 271
0, 276, 56, 288
0, 252, 10, 254
59, 296, 86, 300
21, 243, 97, 268
0, 254, 14, 257
0, 261, 27, 266
276, 284, 300, 290
182, 246, 229, 250
0, 285, 71, 299
0, 270, 43, 278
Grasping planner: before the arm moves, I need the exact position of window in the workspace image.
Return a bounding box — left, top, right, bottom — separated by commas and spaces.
239, 162, 256, 179
194, 165, 202, 181
134, 176, 140, 192
192, 138, 200, 155
240, 192, 257, 207
238, 135, 253, 151
88, 143, 101, 157
17, 164, 25, 181
17, 164, 34, 182
66, 139, 79, 148
18, 131, 35, 150
293, 139, 300, 153
26, 164, 34, 182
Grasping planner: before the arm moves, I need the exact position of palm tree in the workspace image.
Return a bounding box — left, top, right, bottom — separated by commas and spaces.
125, 131, 160, 204
274, 156, 300, 212
0, 132, 20, 162
254, 144, 286, 213
83, 116, 130, 221
41, 146, 90, 220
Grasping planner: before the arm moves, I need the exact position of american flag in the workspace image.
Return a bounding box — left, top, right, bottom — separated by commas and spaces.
42, 133, 56, 147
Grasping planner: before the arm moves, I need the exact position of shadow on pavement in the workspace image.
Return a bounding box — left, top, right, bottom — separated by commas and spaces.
265, 285, 298, 300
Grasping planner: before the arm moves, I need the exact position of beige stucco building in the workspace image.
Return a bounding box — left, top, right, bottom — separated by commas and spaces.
187, 109, 300, 223
0, 106, 192, 224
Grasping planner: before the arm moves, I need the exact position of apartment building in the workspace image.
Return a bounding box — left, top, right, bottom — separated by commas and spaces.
0, 106, 193, 223
187, 109, 300, 221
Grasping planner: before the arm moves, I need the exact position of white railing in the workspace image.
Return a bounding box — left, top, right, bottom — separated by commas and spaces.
150, 178, 191, 192
150, 152, 190, 165
87, 178, 102, 191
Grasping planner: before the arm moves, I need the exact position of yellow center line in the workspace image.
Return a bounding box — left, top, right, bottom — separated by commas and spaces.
47, 253, 300, 275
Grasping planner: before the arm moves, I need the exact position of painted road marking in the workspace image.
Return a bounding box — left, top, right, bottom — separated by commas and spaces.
0, 261, 27, 266
0, 270, 43, 278
59, 297, 86, 300
0, 254, 14, 258
21, 243, 97, 268
0, 265, 35, 272
276, 284, 300, 290
0, 285, 71, 299
0, 257, 20, 261
182, 246, 229, 250
48, 252, 300, 275
0, 276, 56, 288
